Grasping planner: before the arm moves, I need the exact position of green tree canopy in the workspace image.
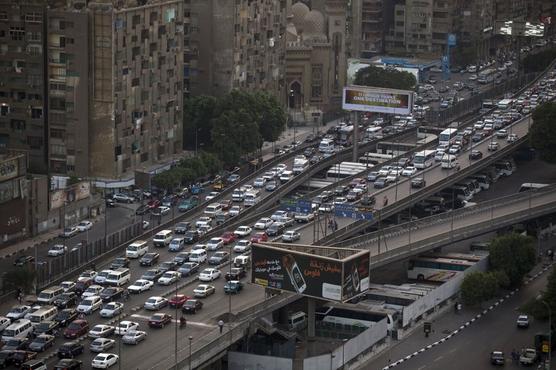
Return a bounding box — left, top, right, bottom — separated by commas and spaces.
530, 102, 556, 163
183, 95, 218, 150
353, 65, 417, 90
461, 271, 500, 306
489, 233, 536, 287
522, 48, 556, 73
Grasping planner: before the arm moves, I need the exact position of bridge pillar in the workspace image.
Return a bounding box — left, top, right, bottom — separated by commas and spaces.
352, 111, 359, 162
308, 297, 316, 338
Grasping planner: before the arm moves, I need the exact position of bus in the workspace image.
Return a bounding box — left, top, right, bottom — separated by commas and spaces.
315, 305, 391, 329
519, 183, 548, 192
326, 162, 367, 180
359, 152, 394, 166
407, 256, 474, 282
365, 126, 383, 140
412, 150, 436, 169
337, 125, 354, 146
497, 99, 513, 110
438, 128, 458, 146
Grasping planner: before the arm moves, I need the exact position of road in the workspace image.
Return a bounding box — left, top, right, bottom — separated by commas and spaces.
362, 264, 553, 370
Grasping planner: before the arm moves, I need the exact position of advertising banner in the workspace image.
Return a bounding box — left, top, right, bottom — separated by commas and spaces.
252, 244, 370, 302
0, 158, 19, 182
343, 85, 413, 115
342, 253, 370, 302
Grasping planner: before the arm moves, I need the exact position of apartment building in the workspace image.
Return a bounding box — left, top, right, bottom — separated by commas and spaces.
350, 0, 386, 58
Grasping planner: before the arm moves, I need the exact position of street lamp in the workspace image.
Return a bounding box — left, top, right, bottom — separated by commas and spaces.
538, 296, 552, 369
188, 336, 193, 370
174, 277, 179, 370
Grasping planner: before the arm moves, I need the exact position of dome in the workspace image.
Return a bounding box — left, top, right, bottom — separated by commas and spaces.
291, 2, 310, 31
302, 10, 325, 37
286, 23, 298, 42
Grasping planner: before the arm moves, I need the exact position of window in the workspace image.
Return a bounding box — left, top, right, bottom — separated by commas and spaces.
25, 12, 42, 23
51, 144, 65, 156
0, 105, 9, 116
27, 136, 43, 149
27, 45, 42, 55
10, 27, 25, 41
0, 12, 7, 21
10, 119, 25, 131
31, 107, 43, 119
132, 14, 141, 27
311, 64, 323, 98
50, 129, 65, 139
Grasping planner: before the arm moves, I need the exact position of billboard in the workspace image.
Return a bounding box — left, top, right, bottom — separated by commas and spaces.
495, 20, 544, 37
252, 244, 370, 302
347, 58, 419, 85
343, 85, 413, 115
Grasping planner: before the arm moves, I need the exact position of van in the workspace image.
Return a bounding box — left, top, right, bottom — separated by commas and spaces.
318, 139, 335, 153
28, 306, 58, 327
287, 311, 307, 331
125, 240, 148, 259
104, 268, 131, 287
37, 286, 64, 305
233, 255, 250, 269
21, 360, 47, 370
204, 203, 223, 218
153, 230, 173, 247
2, 319, 33, 342
441, 154, 459, 169
279, 170, 293, 183
189, 249, 207, 264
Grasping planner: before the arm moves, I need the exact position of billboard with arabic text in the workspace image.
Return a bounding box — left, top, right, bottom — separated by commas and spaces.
342, 85, 413, 115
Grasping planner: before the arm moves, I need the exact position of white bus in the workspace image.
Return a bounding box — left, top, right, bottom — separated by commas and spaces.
365, 126, 383, 140
412, 150, 436, 169
438, 128, 458, 146
497, 99, 513, 110
407, 256, 474, 282
338, 125, 354, 146
359, 152, 394, 166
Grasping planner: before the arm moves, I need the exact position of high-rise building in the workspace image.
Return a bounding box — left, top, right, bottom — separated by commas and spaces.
350, 0, 385, 58
455, 0, 496, 61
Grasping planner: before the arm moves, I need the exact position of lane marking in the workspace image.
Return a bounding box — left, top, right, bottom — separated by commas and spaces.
129, 314, 216, 328
433, 356, 443, 362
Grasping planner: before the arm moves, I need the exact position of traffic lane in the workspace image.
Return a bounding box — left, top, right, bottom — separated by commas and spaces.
389, 267, 550, 370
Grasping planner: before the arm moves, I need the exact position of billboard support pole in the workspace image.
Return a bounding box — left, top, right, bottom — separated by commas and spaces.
352, 111, 359, 162
307, 297, 316, 337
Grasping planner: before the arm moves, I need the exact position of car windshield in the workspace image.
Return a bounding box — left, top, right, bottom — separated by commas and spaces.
67, 322, 81, 330
185, 301, 196, 307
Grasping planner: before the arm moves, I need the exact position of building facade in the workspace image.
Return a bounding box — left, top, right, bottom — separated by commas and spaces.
350, 0, 385, 59
0, 152, 28, 243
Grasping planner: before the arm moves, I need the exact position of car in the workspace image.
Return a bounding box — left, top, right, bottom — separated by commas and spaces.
197, 224, 213, 236
229, 206, 242, 217
227, 174, 240, 183
178, 262, 200, 277
173, 251, 190, 265
265, 180, 278, 192
374, 177, 387, 189
139, 252, 160, 267
110, 257, 130, 270
159, 260, 177, 273
57, 341, 85, 358
54, 308, 78, 327
144, 296, 168, 310
151, 206, 171, 216
233, 237, 253, 253
225, 267, 246, 281
496, 129, 508, 138
114, 321, 139, 336
411, 177, 426, 189
208, 251, 229, 265
99, 287, 124, 302
95, 270, 113, 285
254, 218, 273, 230
48, 244, 68, 257
64, 319, 89, 339
490, 350, 505, 366
250, 232, 268, 243
178, 197, 198, 212
148, 313, 172, 328
266, 222, 286, 236
168, 294, 189, 308
507, 133, 518, 142
128, 279, 153, 294
206, 237, 224, 251
91, 353, 119, 368
193, 284, 216, 298
205, 191, 219, 201
468, 150, 483, 160
516, 314, 529, 328
519, 348, 538, 365
0, 351, 11, 368
113, 193, 134, 203
13, 255, 35, 268
135, 204, 150, 215
161, 195, 177, 207
122, 330, 147, 345
76, 220, 93, 232
34, 320, 60, 335
488, 141, 499, 151
401, 166, 417, 177
105, 198, 116, 208
141, 268, 163, 282
28, 334, 55, 352
199, 268, 221, 281
157, 271, 180, 285
88, 324, 115, 339
224, 280, 243, 294
3, 337, 30, 351
90, 338, 116, 354
99, 302, 124, 318
181, 299, 203, 314
195, 216, 213, 229
54, 292, 78, 309
7, 305, 31, 321
448, 145, 461, 155
220, 231, 237, 245
10, 351, 37, 367
82, 285, 103, 298
282, 230, 301, 242
78, 270, 97, 282
471, 133, 483, 143
168, 238, 185, 252
174, 222, 191, 235
253, 177, 267, 188
60, 227, 79, 238
234, 226, 252, 237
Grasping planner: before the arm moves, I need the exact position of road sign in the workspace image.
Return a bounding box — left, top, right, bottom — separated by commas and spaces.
280, 198, 313, 213
280, 198, 297, 211
334, 204, 373, 221
296, 200, 312, 214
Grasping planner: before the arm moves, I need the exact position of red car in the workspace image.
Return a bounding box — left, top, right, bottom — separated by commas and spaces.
221, 232, 237, 245
147, 199, 161, 209
220, 199, 233, 211
168, 294, 189, 308
250, 232, 268, 243
63, 319, 89, 339
148, 313, 173, 328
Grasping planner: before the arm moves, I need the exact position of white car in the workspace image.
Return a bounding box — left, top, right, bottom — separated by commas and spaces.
60, 281, 76, 292
0, 316, 10, 332
48, 244, 67, 257
205, 191, 219, 201
155, 206, 171, 216
378, 166, 391, 177
77, 296, 103, 315
78, 270, 97, 282
92, 353, 119, 369
233, 240, 252, 253
94, 270, 113, 285
88, 324, 115, 339
157, 271, 180, 285
90, 338, 116, 353
144, 296, 168, 310
195, 217, 212, 229
275, 163, 287, 173
122, 330, 147, 345
507, 133, 518, 142
82, 285, 103, 298
401, 166, 417, 177
254, 218, 273, 230
192, 244, 208, 251
99, 302, 124, 318
448, 145, 461, 155
114, 321, 139, 336
234, 226, 252, 237
199, 268, 221, 282
206, 237, 224, 251
7, 305, 31, 321
270, 211, 288, 222
229, 206, 242, 217
128, 279, 153, 294
193, 284, 216, 298
253, 177, 267, 188
282, 230, 301, 243
488, 141, 499, 151
77, 220, 93, 232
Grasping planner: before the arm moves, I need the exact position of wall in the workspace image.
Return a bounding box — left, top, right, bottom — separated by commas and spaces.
228, 351, 293, 370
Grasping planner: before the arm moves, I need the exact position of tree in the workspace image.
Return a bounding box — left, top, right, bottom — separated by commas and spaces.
152, 170, 181, 191
522, 48, 556, 73
3, 268, 36, 294
461, 271, 499, 305
353, 65, 417, 90
183, 95, 218, 150
522, 267, 556, 320
530, 102, 556, 163
489, 233, 536, 287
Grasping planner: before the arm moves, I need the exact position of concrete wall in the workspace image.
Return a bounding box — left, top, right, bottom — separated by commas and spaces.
228, 351, 293, 370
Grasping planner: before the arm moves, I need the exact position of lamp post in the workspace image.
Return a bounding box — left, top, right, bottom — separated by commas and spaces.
174, 277, 179, 370
188, 336, 193, 370
538, 297, 552, 369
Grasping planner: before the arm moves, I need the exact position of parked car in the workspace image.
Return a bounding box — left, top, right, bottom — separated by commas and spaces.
91, 353, 119, 368
182, 299, 203, 314
57, 341, 85, 359
193, 284, 216, 298
90, 338, 115, 353
148, 313, 172, 328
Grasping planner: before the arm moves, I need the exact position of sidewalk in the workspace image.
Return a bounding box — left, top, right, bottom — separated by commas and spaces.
0, 229, 61, 261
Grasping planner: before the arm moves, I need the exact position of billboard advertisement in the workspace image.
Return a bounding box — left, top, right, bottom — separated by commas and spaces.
252, 244, 370, 302
347, 58, 419, 85
343, 85, 413, 115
